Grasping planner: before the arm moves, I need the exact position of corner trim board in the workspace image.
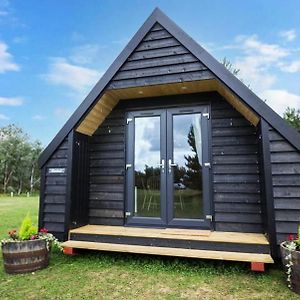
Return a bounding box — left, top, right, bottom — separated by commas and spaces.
65, 130, 74, 240
259, 119, 277, 257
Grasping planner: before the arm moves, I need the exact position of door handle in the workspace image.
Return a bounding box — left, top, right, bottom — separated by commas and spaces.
157, 159, 165, 173
168, 159, 177, 173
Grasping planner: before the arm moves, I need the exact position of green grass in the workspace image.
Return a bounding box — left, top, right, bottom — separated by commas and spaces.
0, 196, 298, 299
135, 188, 203, 218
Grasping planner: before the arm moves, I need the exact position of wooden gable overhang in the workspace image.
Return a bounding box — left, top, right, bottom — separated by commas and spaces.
76, 79, 259, 136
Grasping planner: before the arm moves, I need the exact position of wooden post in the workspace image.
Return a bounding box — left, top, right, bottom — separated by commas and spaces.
251, 262, 265, 272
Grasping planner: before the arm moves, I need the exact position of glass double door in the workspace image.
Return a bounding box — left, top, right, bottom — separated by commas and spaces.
126, 106, 211, 229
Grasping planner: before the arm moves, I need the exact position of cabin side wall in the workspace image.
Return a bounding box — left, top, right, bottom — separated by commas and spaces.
39, 138, 68, 240
89, 109, 125, 225
211, 100, 262, 233
88, 93, 263, 233
269, 125, 300, 245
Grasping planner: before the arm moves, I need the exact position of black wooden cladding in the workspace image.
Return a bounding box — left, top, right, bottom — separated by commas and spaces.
40, 138, 68, 240
87, 93, 263, 233
70, 233, 270, 254
88, 109, 125, 226
211, 99, 263, 233
69, 132, 90, 228
269, 126, 300, 245
107, 23, 214, 90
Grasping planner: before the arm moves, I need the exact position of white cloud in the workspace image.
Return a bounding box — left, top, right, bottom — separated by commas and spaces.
0, 96, 23, 106
0, 113, 9, 120
260, 89, 300, 116
54, 107, 72, 120
221, 34, 300, 116
0, 41, 20, 73
235, 56, 276, 92
33, 114, 46, 121
112, 37, 130, 46
279, 29, 297, 42
279, 60, 300, 73
70, 44, 105, 65
43, 57, 102, 93
235, 35, 290, 62
232, 35, 291, 93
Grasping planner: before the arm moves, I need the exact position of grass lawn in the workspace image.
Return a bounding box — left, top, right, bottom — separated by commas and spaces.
0, 196, 298, 299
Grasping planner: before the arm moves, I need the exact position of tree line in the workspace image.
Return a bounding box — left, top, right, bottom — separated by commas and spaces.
0, 124, 43, 195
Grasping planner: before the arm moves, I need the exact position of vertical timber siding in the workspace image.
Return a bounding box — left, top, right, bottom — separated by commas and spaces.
107, 23, 214, 90
269, 126, 300, 245
40, 138, 68, 240
211, 99, 262, 233
69, 132, 90, 228
88, 109, 125, 225
88, 93, 263, 232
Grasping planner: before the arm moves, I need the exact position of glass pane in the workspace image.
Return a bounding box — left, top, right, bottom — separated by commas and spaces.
172, 113, 203, 219
134, 116, 161, 217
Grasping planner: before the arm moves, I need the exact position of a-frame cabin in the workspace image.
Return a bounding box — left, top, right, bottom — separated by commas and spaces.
38, 8, 300, 270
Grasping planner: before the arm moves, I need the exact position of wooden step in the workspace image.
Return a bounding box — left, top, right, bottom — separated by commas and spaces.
61, 240, 274, 263
69, 225, 269, 245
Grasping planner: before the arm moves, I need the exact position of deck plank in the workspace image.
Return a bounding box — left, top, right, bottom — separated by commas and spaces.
61, 240, 274, 263
69, 225, 269, 245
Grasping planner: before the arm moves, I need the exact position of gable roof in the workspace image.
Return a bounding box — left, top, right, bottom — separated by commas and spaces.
39, 7, 300, 167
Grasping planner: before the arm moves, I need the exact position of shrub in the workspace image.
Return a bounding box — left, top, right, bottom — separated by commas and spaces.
19, 215, 37, 240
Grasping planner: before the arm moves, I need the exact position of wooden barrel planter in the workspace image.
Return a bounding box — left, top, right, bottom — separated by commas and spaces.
280, 242, 300, 295
2, 239, 49, 274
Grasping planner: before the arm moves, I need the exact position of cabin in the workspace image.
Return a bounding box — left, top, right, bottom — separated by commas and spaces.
38, 8, 300, 271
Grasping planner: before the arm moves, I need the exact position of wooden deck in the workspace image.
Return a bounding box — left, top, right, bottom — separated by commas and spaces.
62, 225, 274, 264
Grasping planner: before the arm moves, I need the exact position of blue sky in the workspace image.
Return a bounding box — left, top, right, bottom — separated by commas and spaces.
0, 0, 300, 146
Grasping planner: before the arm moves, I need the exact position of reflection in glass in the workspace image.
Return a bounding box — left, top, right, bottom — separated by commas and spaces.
173, 113, 203, 219
134, 116, 161, 217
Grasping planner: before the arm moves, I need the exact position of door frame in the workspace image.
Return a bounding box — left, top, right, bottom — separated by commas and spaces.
125, 104, 212, 229
166, 106, 211, 229
125, 109, 167, 226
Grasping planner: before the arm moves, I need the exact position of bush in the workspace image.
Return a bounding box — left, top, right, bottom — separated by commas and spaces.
19, 215, 37, 240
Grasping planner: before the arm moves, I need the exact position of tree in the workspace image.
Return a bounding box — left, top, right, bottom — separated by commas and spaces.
29, 141, 43, 194
221, 57, 240, 76
184, 125, 202, 189
0, 124, 43, 194
284, 107, 300, 132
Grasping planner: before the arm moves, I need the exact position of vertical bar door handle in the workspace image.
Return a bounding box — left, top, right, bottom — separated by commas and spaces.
168, 159, 177, 173
157, 159, 165, 173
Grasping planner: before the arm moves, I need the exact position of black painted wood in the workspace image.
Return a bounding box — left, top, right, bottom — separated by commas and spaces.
258, 119, 277, 257
211, 98, 262, 233
87, 93, 263, 233
69, 233, 270, 254
40, 138, 68, 240
88, 110, 125, 225
107, 26, 214, 90
69, 132, 90, 229
269, 127, 300, 247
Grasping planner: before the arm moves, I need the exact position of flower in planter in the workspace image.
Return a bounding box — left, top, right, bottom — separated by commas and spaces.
281, 224, 300, 294
39, 228, 49, 234
1, 215, 62, 251
8, 229, 18, 240
1, 215, 63, 275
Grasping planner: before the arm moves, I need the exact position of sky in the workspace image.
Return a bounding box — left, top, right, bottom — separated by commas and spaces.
0, 0, 300, 146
